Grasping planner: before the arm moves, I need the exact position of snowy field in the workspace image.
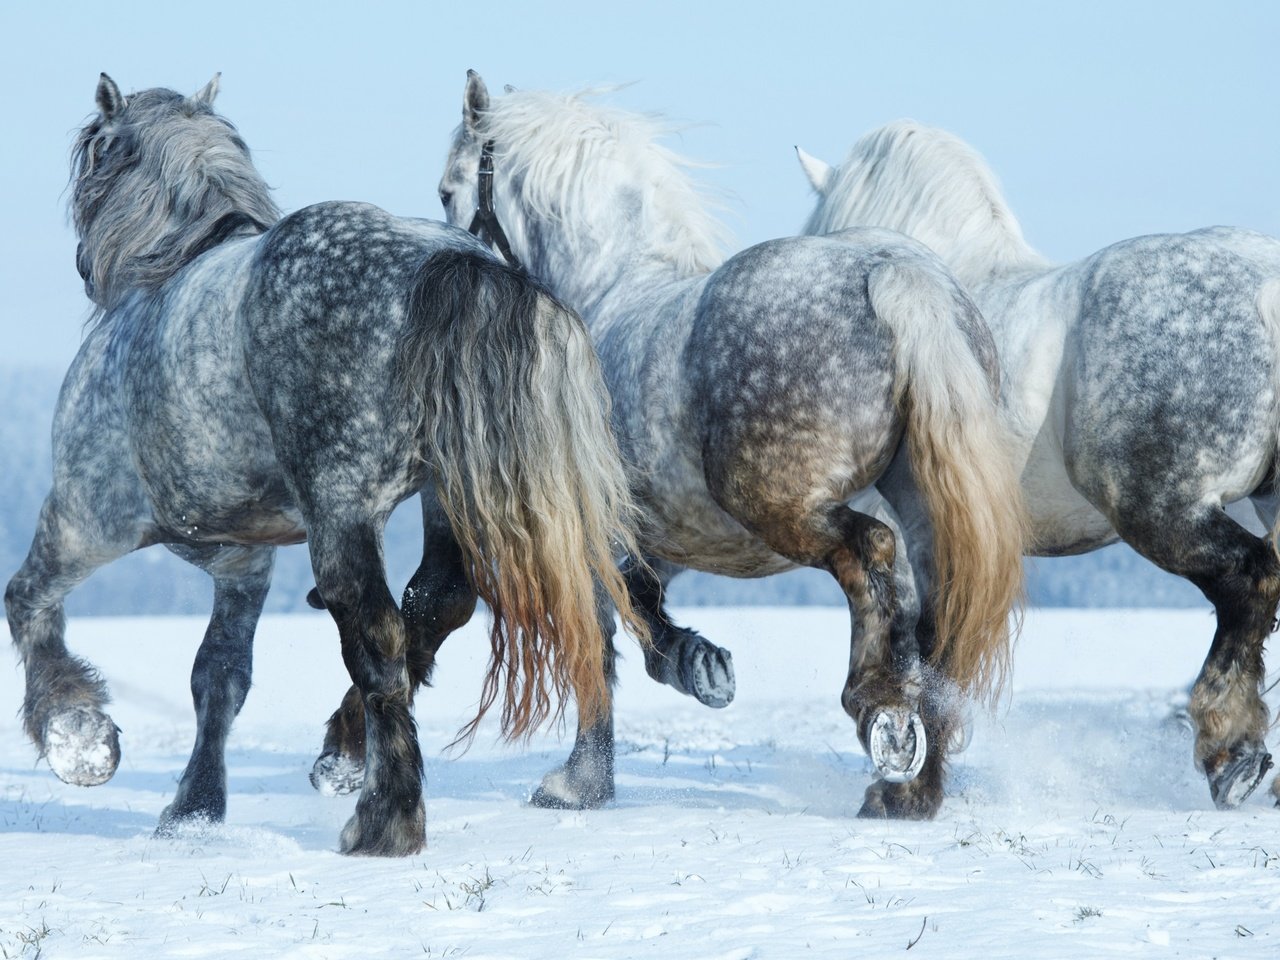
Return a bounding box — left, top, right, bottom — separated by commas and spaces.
2, 607, 1278, 958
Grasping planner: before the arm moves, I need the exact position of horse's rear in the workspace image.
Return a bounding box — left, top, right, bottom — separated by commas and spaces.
799, 121, 1280, 809
1052, 228, 1280, 806
684, 231, 1027, 817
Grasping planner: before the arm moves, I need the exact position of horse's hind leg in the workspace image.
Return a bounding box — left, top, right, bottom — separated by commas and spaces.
4, 495, 141, 787
628, 556, 735, 709
310, 493, 477, 796
157, 544, 274, 833
855, 461, 967, 820
1121, 505, 1278, 808
310, 518, 424, 856
818, 505, 950, 821
1248, 490, 1280, 808
530, 581, 620, 809
716, 469, 919, 812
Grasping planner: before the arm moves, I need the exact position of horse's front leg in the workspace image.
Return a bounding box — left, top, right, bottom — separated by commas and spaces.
310, 494, 476, 796
627, 556, 735, 709
5, 493, 144, 789
157, 544, 274, 832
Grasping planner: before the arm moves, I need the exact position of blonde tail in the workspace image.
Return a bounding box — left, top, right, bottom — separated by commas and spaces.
868, 260, 1029, 700
400, 250, 647, 741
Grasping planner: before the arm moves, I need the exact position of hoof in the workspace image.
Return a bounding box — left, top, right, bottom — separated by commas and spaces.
339, 801, 425, 857
529, 766, 612, 810
681, 640, 735, 709
1208, 745, 1274, 810
43, 707, 120, 786
154, 809, 218, 840
867, 707, 926, 784
857, 777, 942, 821
310, 751, 365, 796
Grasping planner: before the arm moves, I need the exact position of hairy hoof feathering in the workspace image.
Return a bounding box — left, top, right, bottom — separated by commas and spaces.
857, 776, 943, 821
339, 797, 426, 857
310, 750, 365, 796
43, 707, 121, 786
1206, 743, 1274, 810
867, 707, 927, 784
530, 761, 615, 810
154, 808, 219, 840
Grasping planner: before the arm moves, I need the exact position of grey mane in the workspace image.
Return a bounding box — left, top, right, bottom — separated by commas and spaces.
71, 85, 281, 317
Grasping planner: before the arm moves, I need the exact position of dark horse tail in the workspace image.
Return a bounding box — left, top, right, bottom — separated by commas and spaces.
398, 249, 646, 741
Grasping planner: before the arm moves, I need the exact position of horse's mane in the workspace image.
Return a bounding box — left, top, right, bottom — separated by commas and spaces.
481, 89, 729, 274
804, 121, 1044, 285
71, 87, 281, 318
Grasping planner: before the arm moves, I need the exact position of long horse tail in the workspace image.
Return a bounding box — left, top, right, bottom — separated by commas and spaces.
398, 248, 646, 742
868, 258, 1029, 701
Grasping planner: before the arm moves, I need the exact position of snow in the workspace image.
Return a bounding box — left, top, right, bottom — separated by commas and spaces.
2, 607, 1278, 958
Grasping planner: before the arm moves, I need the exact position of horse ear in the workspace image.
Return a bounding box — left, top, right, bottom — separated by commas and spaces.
796, 146, 834, 194
464, 69, 489, 133
192, 72, 221, 108
96, 73, 126, 121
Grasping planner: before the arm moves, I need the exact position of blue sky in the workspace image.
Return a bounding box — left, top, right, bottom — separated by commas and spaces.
3, 0, 1278, 367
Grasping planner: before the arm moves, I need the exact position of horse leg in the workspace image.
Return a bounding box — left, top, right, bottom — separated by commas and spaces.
310, 519, 424, 856
838, 490, 931, 785
819, 506, 946, 821
529, 583, 620, 809
854, 456, 963, 821
156, 544, 274, 833
310, 494, 477, 796
1120, 506, 1277, 809
1248, 490, 1280, 808
783, 500, 944, 819
528, 552, 736, 810
4, 496, 140, 787
628, 556, 735, 708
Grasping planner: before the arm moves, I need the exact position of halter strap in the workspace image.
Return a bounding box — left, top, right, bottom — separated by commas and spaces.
467, 140, 524, 272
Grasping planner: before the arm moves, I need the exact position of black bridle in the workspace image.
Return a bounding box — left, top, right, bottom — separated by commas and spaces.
467, 139, 523, 272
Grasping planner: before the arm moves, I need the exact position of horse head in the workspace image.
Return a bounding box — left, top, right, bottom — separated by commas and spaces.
70, 73, 279, 315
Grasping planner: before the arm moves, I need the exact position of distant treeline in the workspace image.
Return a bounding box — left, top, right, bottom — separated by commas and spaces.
1, 365, 1206, 616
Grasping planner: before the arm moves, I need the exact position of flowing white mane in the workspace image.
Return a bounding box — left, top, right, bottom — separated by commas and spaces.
804, 121, 1045, 285
482, 90, 730, 275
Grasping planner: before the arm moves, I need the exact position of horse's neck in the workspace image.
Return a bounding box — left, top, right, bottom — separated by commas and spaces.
534, 228, 710, 331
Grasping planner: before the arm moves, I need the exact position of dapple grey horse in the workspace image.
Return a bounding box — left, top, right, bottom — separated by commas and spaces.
798, 120, 1280, 808
4, 74, 644, 856
310, 75, 1028, 822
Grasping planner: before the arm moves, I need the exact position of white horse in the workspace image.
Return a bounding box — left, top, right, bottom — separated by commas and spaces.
798, 121, 1280, 808
418, 74, 1027, 820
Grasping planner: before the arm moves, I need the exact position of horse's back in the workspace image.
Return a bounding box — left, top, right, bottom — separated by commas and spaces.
687, 231, 988, 442
239, 203, 480, 513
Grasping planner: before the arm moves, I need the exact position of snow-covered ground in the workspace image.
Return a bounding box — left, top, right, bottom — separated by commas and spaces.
2, 607, 1277, 958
